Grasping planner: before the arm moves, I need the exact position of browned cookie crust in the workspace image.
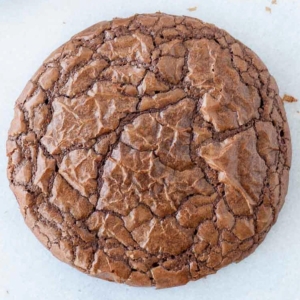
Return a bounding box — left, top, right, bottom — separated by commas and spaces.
7, 13, 291, 288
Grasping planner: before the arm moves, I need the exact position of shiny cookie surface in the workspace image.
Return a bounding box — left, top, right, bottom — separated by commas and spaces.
7, 13, 291, 288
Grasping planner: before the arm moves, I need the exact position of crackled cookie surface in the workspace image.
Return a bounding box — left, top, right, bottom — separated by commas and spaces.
7, 13, 291, 288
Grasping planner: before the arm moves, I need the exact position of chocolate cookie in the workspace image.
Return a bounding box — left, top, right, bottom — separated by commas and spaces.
7, 13, 291, 288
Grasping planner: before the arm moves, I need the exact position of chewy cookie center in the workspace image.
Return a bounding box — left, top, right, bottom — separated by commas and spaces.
38, 34, 269, 255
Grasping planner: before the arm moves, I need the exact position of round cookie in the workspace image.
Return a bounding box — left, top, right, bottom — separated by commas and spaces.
7, 13, 291, 288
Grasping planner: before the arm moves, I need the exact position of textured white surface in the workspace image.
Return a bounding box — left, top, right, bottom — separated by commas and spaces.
0, 0, 300, 299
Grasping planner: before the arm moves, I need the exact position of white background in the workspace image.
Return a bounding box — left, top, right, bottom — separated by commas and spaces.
0, 1, 299, 299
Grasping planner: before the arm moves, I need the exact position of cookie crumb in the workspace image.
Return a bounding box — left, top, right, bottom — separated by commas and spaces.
265, 7, 272, 13
271, 0, 277, 4
188, 6, 197, 12
283, 94, 298, 103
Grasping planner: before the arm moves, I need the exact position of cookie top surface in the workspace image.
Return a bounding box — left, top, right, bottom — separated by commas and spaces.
7, 13, 291, 288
